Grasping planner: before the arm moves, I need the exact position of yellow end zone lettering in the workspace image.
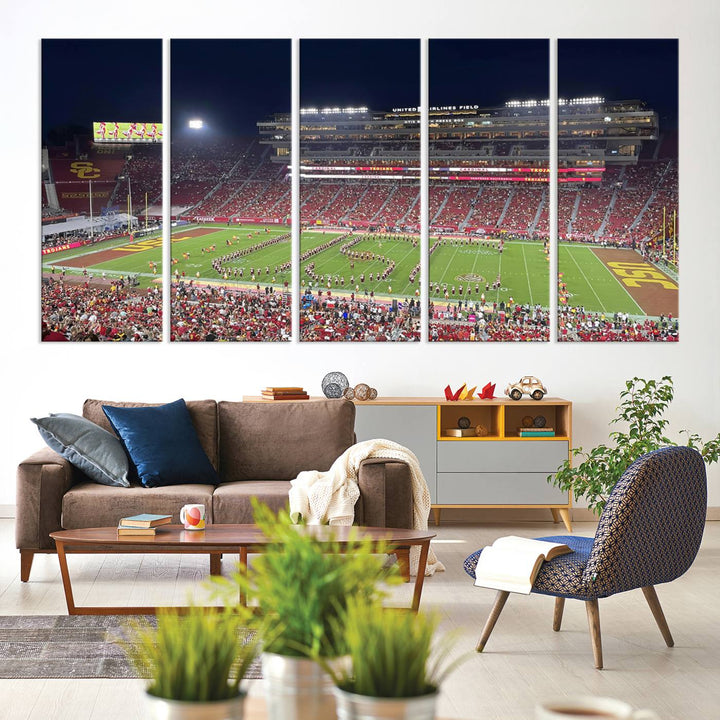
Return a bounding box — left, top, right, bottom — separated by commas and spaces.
606, 261, 677, 290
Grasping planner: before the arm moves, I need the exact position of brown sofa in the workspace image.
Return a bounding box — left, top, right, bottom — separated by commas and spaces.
16, 398, 413, 581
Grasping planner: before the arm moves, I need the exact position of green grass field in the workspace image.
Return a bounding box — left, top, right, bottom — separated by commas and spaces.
42, 225, 647, 315
559, 243, 644, 315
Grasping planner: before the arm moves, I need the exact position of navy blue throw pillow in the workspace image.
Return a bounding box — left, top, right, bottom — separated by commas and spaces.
102, 399, 220, 488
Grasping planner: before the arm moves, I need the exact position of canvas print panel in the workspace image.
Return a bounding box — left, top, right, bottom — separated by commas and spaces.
428, 39, 550, 342
299, 39, 421, 342
557, 39, 678, 342
41, 39, 163, 342
170, 40, 291, 342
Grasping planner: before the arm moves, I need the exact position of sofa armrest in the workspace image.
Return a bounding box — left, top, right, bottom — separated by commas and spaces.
16, 448, 77, 551
356, 457, 413, 529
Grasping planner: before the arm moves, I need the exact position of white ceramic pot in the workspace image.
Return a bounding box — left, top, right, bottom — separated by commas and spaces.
261, 652, 336, 720
143, 692, 245, 720
333, 686, 438, 720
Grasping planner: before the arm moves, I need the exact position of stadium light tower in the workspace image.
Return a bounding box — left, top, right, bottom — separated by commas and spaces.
116, 174, 134, 231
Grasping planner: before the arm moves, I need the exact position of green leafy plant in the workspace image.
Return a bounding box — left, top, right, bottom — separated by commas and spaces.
121, 605, 261, 702
550, 376, 720, 515
212, 499, 399, 659
322, 598, 465, 698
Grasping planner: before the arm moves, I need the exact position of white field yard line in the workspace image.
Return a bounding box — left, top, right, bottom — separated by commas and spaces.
581, 247, 645, 315
521, 243, 534, 306
564, 245, 610, 313
435, 244, 462, 287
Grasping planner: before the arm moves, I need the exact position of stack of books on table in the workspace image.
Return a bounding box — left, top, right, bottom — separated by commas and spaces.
117, 513, 172, 536
261, 387, 310, 400
517, 427, 555, 437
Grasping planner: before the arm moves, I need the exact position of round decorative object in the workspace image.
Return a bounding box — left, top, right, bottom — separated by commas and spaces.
323, 382, 343, 399
475, 424, 488, 437
321, 372, 349, 397
343, 386, 355, 400
457, 416, 471, 429
533, 415, 547, 428
368, 387, 378, 400
522, 415, 534, 428
354, 383, 371, 401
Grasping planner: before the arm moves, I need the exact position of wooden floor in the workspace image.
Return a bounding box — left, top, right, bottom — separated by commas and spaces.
1, 517, 719, 719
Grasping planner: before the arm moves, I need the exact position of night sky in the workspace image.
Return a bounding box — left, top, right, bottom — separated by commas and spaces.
41, 38, 678, 144
42, 39, 161, 143
171, 39, 290, 138
300, 39, 420, 110
430, 39, 549, 107
559, 39, 678, 130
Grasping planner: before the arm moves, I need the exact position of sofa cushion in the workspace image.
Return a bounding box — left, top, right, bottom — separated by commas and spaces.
218, 399, 355, 481
83, 398, 219, 469
31, 413, 130, 487
61, 482, 216, 529
102, 399, 220, 488
212, 481, 292, 524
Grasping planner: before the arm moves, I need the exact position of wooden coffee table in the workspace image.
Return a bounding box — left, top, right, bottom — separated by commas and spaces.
49, 524, 435, 615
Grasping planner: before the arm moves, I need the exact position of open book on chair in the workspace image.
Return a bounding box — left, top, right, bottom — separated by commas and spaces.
474, 536, 572, 595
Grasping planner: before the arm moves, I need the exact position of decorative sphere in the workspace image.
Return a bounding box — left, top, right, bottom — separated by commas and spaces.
533, 415, 547, 428
354, 383, 370, 401
458, 416, 471, 429
475, 424, 488, 437
522, 415, 534, 428
323, 383, 342, 399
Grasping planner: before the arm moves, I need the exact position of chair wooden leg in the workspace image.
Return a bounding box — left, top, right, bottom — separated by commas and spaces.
585, 598, 603, 669
553, 597, 565, 631
642, 585, 674, 647
476, 591, 510, 652
20, 550, 35, 582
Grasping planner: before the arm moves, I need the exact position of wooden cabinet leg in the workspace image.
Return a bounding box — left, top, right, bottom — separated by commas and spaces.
550, 508, 561, 524
20, 550, 35, 582
432, 507, 441, 525
642, 585, 674, 647
476, 590, 510, 652
585, 599, 603, 669
558, 508, 573, 533
553, 597, 565, 631
210, 553, 222, 575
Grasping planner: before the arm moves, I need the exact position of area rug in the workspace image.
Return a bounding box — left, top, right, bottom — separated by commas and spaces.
0, 615, 262, 680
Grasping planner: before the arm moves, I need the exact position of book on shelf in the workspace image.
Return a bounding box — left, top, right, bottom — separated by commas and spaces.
443, 428, 477, 437
474, 535, 572, 594
261, 392, 310, 400
117, 524, 157, 536
263, 386, 306, 393
118, 513, 172, 528
518, 429, 555, 437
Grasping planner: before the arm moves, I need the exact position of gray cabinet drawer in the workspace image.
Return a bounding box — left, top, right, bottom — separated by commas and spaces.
436, 472, 568, 505
437, 440, 568, 473
354, 404, 438, 502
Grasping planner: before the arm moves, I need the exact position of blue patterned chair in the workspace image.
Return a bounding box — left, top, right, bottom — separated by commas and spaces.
464, 446, 707, 669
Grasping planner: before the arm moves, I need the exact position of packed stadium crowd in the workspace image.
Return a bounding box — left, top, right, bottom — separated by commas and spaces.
171, 283, 290, 341
41, 277, 162, 341
300, 291, 420, 341
558, 306, 678, 342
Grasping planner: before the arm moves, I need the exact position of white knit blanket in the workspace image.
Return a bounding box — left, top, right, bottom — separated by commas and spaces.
289, 439, 444, 576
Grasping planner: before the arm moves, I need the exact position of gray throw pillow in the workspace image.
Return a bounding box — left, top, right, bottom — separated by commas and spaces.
31, 413, 130, 487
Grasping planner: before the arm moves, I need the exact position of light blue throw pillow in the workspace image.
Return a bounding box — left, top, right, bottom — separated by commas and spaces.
102, 399, 220, 488
31, 413, 130, 487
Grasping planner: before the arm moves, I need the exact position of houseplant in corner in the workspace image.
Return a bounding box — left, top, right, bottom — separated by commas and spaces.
215, 499, 398, 720
549, 376, 720, 515
322, 597, 465, 720
122, 603, 261, 720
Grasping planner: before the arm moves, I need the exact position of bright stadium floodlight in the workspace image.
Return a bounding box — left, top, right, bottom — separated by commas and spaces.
188, 119, 204, 129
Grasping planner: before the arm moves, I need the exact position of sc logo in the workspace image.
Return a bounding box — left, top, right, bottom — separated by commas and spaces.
70, 161, 100, 179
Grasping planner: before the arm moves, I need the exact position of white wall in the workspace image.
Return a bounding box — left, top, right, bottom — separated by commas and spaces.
1, 0, 718, 510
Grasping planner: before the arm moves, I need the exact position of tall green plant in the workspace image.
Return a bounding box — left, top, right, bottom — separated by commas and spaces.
322, 598, 465, 698
122, 605, 261, 702
550, 376, 720, 515
212, 499, 399, 659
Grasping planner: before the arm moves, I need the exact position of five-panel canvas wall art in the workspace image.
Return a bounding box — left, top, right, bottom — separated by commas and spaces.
41, 39, 678, 343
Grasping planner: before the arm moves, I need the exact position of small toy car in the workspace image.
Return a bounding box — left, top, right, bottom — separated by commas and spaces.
505, 376, 547, 401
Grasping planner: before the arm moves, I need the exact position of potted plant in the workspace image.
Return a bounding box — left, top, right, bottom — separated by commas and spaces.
121, 604, 261, 720
322, 598, 465, 720
549, 376, 720, 515
214, 500, 398, 720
